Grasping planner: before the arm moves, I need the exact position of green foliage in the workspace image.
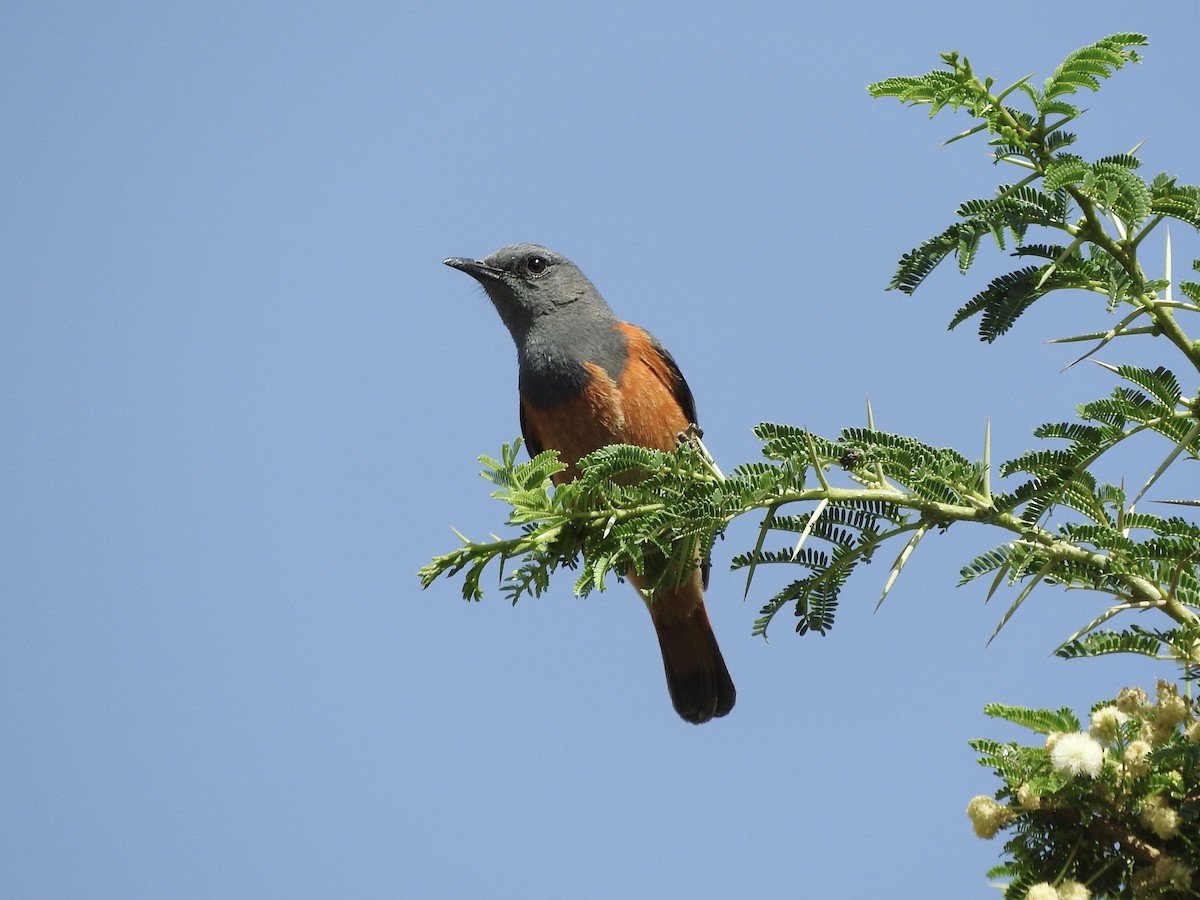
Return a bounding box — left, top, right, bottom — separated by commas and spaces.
422, 32, 1200, 660
418, 438, 731, 605
982, 703, 1081, 734
869, 33, 1200, 357
1056, 626, 1182, 663
1151, 177, 1200, 229
421, 34, 1200, 894
969, 685, 1200, 898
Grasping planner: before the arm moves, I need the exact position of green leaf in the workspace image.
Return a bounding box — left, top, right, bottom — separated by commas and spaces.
1094, 152, 1142, 170
867, 50, 991, 118
1149, 174, 1200, 228
959, 545, 1013, 584
1042, 156, 1090, 191
1055, 627, 1168, 659
1083, 161, 1151, 226
1113, 365, 1181, 407
888, 221, 989, 293
1040, 34, 1146, 102
983, 703, 1081, 734
949, 266, 1046, 340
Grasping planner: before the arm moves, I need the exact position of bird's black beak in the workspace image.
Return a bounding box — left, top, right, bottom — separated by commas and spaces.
443, 257, 503, 282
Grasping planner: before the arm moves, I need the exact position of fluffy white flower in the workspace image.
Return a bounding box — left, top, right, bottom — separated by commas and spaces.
1141, 800, 1181, 839
1155, 686, 1189, 729
1057, 880, 1091, 900
1049, 732, 1105, 778
1016, 782, 1042, 810
1155, 856, 1195, 890
1123, 740, 1152, 777
1088, 705, 1128, 743
965, 795, 1008, 839
1116, 686, 1149, 716
1025, 884, 1059, 900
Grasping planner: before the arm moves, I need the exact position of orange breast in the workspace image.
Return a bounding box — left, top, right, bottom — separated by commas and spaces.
521, 323, 691, 483
613, 322, 691, 453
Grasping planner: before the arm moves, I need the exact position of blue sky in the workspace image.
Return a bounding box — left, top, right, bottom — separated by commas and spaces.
4, 3, 1198, 898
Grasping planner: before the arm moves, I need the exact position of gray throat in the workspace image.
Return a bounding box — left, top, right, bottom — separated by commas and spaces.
516, 315, 627, 409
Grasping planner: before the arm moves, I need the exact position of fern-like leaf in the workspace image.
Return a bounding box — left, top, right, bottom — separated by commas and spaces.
889, 222, 990, 293
1148, 174, 1200, 228
1042, 156, 1090, 191
1083, 161, 1151, 226
983, 703, 1081, 734
1040, 34, 1146, 102
1114, 365, 1181, 407
950, 266, 1046, 340
959, 545, 1014, 584
867, 50, 991, 118
1055, 628, 1167, 660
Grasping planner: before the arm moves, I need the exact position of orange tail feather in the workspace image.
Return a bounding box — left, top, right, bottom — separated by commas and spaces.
632, 573, 735, 724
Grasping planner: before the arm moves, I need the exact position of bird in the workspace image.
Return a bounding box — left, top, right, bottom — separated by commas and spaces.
444, 243, 735, 724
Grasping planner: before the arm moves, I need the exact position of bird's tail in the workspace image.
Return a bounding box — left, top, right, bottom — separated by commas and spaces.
633, 573, 736, 724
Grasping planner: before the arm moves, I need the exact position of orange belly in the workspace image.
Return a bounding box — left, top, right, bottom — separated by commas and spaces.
520, 325, 690, 482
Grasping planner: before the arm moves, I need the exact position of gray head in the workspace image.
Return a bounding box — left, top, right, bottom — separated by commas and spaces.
443, 244, 616, 343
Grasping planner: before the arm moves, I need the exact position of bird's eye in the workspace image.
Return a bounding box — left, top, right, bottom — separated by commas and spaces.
526, 256, 547, 274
